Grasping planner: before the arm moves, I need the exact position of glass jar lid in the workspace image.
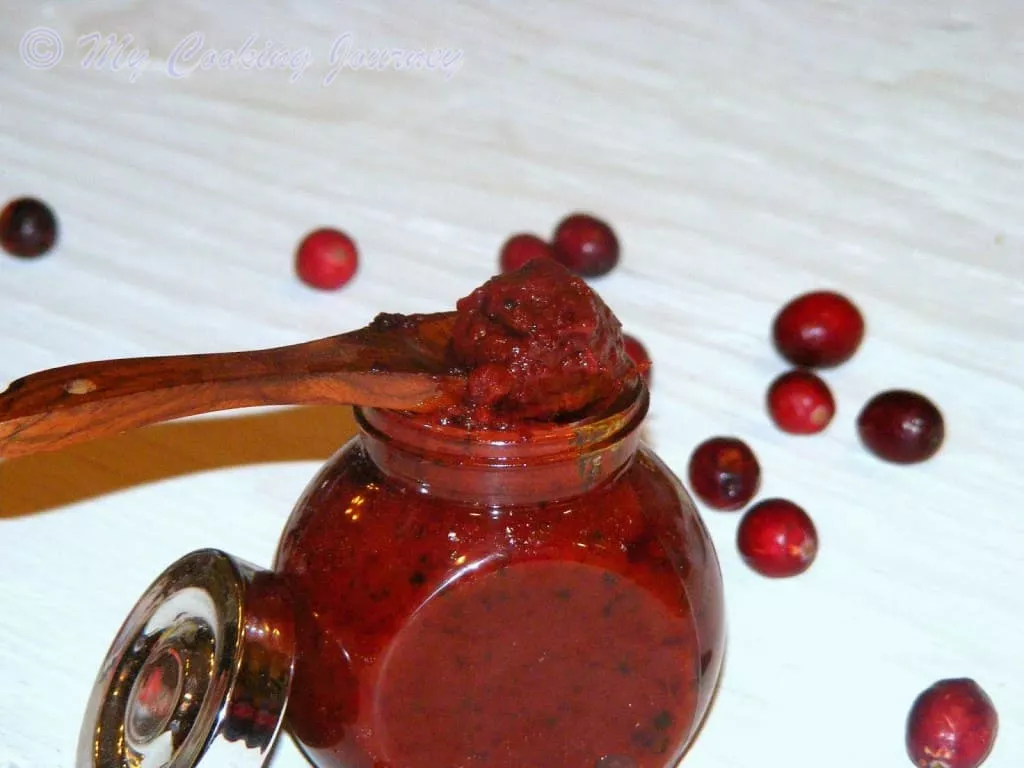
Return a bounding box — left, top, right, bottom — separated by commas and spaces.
77, 549, 297, 767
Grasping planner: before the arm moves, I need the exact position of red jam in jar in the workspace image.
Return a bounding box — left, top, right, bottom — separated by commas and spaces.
275, 384, 725, 768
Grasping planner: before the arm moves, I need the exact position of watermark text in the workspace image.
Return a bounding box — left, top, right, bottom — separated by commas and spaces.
19, 28, 464, 83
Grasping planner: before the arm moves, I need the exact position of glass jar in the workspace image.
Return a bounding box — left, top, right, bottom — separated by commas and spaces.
275, 383, 725, 768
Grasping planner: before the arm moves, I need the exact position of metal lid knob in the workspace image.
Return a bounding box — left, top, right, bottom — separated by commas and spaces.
77, 549, 297, 768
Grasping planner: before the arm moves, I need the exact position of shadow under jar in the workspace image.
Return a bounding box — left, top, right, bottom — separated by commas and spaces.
275, 383, 725, 768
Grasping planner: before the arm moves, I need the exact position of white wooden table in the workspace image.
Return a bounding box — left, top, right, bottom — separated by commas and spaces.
1, 2, 1021, 766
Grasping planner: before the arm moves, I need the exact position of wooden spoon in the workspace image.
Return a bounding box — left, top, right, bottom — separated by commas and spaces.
0, 311, 463, 460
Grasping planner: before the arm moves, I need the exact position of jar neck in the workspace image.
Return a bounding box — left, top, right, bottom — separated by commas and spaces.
356, 385, 649, 506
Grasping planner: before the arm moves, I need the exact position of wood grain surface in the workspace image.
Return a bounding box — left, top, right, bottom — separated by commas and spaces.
1, 2, 1021, 767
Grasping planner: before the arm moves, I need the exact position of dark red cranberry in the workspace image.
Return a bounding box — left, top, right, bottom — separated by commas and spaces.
772, 290, 864, 368
857, 390, 944, 464
906, 678, 997, 768
623, 334, 651, 384
295, 228, 359, 290
687, 437, 761, 511
736, 498, 817, 578
0, 197, 58, 258
766, 369, 835, 435
499, 233, 553, 273
551, 213, 619, 277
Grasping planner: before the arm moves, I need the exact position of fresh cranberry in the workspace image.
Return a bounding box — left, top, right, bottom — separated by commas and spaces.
623, 334, 652, 384
295, 228, 359, 290
857, 390, 944, 464
0, 197, 58, 258
906, 678, 997, 768
766, 369, 835, 435
687, 437, 761, 511
551, 213, 619, 277
499, 233, 553, 273
772, 290, 865, 368
736, 498, 817, 577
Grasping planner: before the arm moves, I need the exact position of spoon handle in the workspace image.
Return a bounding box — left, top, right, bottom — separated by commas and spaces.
0, 334, 451, 460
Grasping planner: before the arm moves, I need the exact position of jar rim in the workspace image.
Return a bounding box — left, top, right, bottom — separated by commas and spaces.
355, 382, 649, 504
356, 381, 648, 451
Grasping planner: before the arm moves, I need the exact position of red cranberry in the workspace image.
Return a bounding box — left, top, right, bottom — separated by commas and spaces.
766, 369, 835, 435
295, 228, 359, 290
0, 197, 58, 258
687, 437, 761, 511
551, 213, 619, 277
772, 290, 865, 368
857, 390, 944, 464
906, 678, 997, 768
736, 498, 817, 578
623, 334, 651, 384
499, 233, 553, 273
